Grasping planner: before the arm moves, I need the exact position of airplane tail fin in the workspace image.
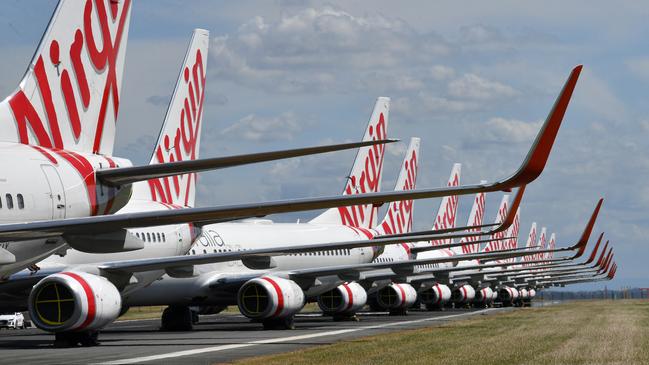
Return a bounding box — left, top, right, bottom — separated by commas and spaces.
456, 182, 487, 254
0, 0, 132, 155
428, 163, 461, 247
546, 233, 556, 259
374, 138, 420, 235
481, 195, 510, 253
522, 222, 538, 264
535, 227, 548, 260
131, 29, 209, 208
501, 208, 520, 263
310, 97, 389, 228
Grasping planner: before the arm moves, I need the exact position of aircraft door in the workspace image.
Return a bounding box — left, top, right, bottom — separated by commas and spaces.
40, 165, 66, 219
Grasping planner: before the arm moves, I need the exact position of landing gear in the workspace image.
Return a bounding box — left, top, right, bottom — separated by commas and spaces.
388, 308, 408, 316
425, 303, 445, 311
262, 316, 295, 330
54, 331, 99, 347
161, 305, 196, 331
332, 313, 360, 322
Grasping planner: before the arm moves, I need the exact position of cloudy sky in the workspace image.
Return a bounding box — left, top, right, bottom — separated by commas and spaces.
1, 1, 648, 289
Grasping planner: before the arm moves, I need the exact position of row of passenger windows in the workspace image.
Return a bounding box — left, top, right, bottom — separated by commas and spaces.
134, 231, 166, 243
374, 257, 395, 263
288, 249, 352, 256
188, 248, 354, 256
0, 194, 25, 210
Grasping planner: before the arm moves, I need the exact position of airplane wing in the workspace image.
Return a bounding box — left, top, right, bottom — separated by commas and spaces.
0, 65, 581, 243
96, 139, 397, 186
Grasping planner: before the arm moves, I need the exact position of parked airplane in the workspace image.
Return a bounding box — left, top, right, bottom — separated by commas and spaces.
0, 0, 392, 277
0, 61, 583, 344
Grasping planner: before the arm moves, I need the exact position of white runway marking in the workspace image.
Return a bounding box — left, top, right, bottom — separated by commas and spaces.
100, 308, 498, 364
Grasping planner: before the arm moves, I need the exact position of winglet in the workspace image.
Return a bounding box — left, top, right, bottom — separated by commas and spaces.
497, 65, 582, 188
584, 233, 604, 265
570, 198, 603, 257
498, 185, 525, 232
595, 241, 609, 267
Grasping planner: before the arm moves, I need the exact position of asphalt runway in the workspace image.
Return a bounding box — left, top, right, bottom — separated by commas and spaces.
0, 307, 512, 364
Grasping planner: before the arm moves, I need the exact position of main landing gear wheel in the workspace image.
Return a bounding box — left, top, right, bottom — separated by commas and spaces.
161, 306, 194, 331
425, 303, 445, 311
54, 331, 99, 348
262, 316, 295, 330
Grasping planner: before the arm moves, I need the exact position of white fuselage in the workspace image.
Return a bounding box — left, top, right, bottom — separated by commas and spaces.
126, 220, 377, 307
0, 142, 132, 278
35, 197, 196, 297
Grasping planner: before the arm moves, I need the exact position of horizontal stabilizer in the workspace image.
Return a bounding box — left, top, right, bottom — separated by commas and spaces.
97, 139, 398, 186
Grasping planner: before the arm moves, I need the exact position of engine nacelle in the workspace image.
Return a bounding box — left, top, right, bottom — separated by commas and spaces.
451, 285, 476, 304
498, 286, 519, 303
418, 283, 451, 306
491, 290, 498, 301
317, 282, 367, 314
376, 283, 417, 309
519, 288, 529, 300
474, 287, 494, 304
237, 276, 305, 320
528, 289, 537, 299
28, 271, 121, 333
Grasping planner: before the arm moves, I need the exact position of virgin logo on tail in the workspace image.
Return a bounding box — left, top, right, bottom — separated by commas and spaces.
148, 49, 207, 207
337, 113, 387, 227
460, 192, 486, 254
430, 173, 460, 246
483, 198, 509, 253
378, 148, 418, 235
8, 0, 130, 155
523, 223, 537, 264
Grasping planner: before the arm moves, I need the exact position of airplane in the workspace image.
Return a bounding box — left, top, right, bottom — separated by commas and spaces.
0, 0, 395, 277
0, 61, 583, 344
124, 135, 414, 330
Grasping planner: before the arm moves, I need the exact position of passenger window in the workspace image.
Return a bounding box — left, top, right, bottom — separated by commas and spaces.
17, 194, 24, 209
146, 233, 151, 242
162, 233, 166, 242
156, 233, 161, 242
5, 194, 13, 209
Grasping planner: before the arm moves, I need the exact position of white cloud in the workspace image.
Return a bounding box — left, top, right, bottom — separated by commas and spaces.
429, 65, 456, 80
626, 58, 649, 80
484, 117, 542, 143
220, 112, 306, 142
448, 73, 519, 100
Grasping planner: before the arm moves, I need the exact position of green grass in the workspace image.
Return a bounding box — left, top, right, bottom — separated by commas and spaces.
231, 300, 649, 365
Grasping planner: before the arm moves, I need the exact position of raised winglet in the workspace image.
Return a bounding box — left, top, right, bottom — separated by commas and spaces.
584, 233, 604, 265
496, 65, 583, 189
569, 198, 603, 257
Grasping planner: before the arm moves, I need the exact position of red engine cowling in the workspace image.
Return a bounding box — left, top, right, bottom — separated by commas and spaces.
317, 282, 367, 314
28, 271, 121, 333
451, 285, 476, 304
237, 276, 305, 320
528, 289, 537, 299
474, 287, 494, 304
418, 283, 451, 306
498, 286, 519, 303
376, 283, 417, 309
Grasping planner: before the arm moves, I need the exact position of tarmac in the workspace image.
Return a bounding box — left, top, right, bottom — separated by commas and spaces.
0, 307, 512, 364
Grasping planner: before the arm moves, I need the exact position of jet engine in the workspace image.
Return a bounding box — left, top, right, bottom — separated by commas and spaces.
28, 271, 121, 334
376, 283, 417, 311
418, 283, 451, 309
317, 282, 367, 315
237, 276, 305, 327
498, 286, 519, 306
528, 289, 537, 299
519, 288, 529, 300
474, 287, 494, 305
451, 284, 476, 304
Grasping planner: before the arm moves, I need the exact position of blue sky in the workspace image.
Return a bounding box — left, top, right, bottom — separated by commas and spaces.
1, 1, 648, 289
